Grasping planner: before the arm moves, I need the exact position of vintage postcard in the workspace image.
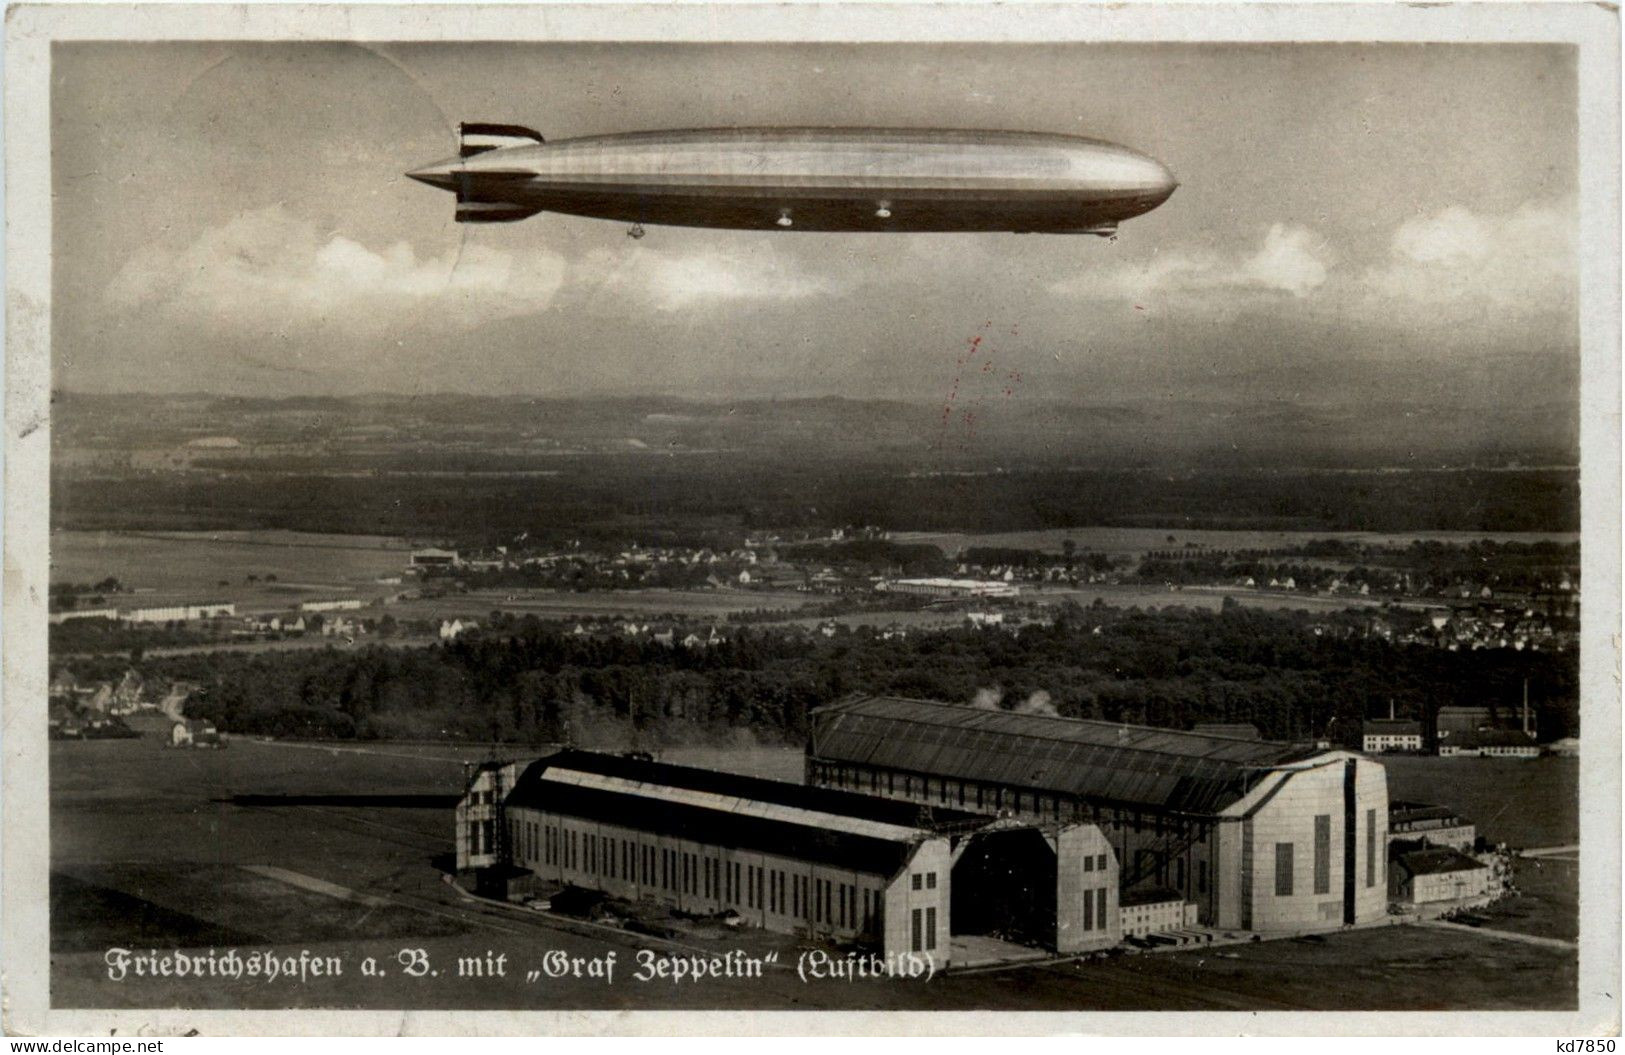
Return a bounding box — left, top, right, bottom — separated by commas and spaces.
3, 2, 1619, 1037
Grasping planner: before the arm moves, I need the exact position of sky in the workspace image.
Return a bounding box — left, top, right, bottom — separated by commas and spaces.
52, 42, 1578, 411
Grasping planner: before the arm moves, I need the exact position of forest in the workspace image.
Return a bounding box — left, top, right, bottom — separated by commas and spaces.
66, 603, 1580, 748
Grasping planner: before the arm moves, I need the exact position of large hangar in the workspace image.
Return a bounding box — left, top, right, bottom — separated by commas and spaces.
806, 695, 1390, 932
459, 749, 1123, 965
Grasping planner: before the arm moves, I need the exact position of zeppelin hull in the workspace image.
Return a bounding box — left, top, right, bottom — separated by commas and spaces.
411, 127, 1178, 234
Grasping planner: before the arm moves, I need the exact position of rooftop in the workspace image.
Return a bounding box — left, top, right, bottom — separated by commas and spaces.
1398, 847, 1488, 876
809, 695, 1323, 816
504, 749, 989, 875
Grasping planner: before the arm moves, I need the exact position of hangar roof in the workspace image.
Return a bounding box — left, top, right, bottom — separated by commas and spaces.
505, 749, 985, 875
809, 695, 1321, 816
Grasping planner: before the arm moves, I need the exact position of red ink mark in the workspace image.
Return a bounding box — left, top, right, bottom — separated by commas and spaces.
936, 319, 1027, 453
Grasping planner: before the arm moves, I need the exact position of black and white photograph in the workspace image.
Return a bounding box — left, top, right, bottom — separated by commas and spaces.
2, 2, 1618, 1036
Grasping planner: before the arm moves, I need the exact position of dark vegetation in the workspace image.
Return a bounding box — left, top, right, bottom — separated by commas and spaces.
67, 604, 1578, 747
55, 462, 1579, 548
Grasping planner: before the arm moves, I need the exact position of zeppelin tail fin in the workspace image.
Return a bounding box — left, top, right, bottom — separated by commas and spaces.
459, 122, 545, 158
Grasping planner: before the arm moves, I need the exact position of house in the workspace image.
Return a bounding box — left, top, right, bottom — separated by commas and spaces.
439, 619, 479, 641
1390, 847, 1489, 905
1362, 719, 1423, 754
1438, 729, 1540, 759
170, 719, 223, 749
1119, 888, 1200, 939
1387, 801, 1476, 852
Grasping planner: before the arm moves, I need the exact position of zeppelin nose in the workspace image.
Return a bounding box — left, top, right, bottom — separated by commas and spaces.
406, 158, 461, 191
1132, 153, 1179, 202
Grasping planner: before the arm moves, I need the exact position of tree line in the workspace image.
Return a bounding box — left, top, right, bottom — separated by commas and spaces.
65, 602, 1580, 748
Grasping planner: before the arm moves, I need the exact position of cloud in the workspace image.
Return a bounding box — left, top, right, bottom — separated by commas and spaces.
1052, 223, 1332, 301
571, 242, 851, 311
1365, 199, 1575, 309
107, 207, 847, 347
106, 206, 568, 331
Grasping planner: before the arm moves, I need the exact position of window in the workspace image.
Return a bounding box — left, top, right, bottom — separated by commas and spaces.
1366, 809, 1377, 888
911, 873, 922, 891
1084, 887, 1094, 930
925, 907, 937, 950
1199, 860, 1209, 894
976, 785, 985, 809
779, 873, 787, 916
1176, 858, 1185, 890
1084, 855, 1095, 873
926, 872, 937, 890
1275, 842, 1294, 897
1313, 815, 1331, 896
911, 908, 923, 952
1097, 888, 1107, 930
1097, 852, 1108, 871
958, 781, 966, 806
824, 878, 832, 923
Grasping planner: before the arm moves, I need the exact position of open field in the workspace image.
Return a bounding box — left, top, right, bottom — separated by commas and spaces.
49, 735, 1576, 1010
893, 527, 1580, 558
1478, 855, 1580, 942
382, 588, 813, 623
1382, 755, 1579, 848
50, 530, 414, 610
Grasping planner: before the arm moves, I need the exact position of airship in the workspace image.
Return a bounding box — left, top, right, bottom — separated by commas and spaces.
408, 123, 1176, 238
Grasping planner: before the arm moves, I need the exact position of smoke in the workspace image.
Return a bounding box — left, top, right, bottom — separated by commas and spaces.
970, 687, 1004, 711
1015, 690, 1059, 717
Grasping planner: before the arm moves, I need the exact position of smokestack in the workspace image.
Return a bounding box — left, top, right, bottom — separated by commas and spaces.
1389, 698, 1395, 721
1523, 678, 1531, 737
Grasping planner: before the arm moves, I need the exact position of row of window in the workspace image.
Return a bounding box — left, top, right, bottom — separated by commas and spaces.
1079, 886, 1110, 932
520, 813, 884, 932
1273, 810, 1383, 897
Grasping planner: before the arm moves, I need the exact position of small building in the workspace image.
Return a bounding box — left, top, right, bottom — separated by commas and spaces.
121, 602, 236, 624
299, 598, 365, 613
410, 548, 460, 569
1438, 729, 1540, 759
1387, 801, 1476, 852
48, 608, 119, 625
1119, 888, 1200, 939
1362, 719, 1423, 754
876, 578, 1020, 599
169, 719, 223, 749
1391, 847, 1489, 905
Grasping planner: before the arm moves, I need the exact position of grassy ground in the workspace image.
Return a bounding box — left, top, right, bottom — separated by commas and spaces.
1477, 856, 1579, 942
51, 530, 412, 604
1382, 755, 1578, 848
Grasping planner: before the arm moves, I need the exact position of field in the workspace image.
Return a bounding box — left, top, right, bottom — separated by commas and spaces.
50, 530, 414, 611
48, 735, 1576, 1010
382, 588, 813, 623
892, 527, 1579, 558
1382, 755, 1579, 848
